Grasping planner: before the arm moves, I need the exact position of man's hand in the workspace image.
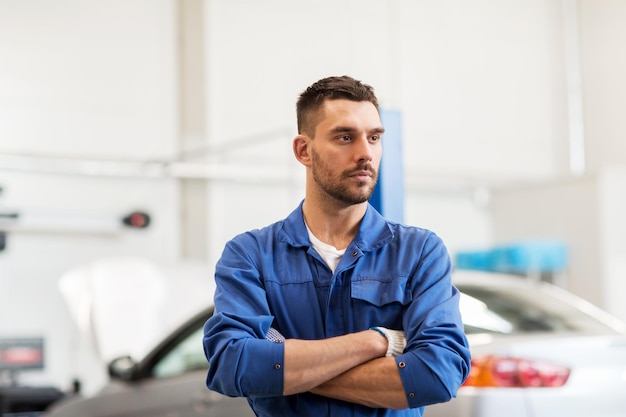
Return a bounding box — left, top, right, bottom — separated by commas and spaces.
270, 328, 387, 396
265, 326, 408, 408
370, 327, 407, 357
311, 356, 409, 410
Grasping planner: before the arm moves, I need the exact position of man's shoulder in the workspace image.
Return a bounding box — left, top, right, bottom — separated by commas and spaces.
387, 221, 439, 239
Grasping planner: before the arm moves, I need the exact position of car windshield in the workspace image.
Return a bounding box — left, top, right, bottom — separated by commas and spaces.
458, 283, 620, 335
152, 326, 208, 379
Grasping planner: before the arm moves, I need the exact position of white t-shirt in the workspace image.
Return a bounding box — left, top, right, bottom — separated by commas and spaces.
306, 225, 346, 273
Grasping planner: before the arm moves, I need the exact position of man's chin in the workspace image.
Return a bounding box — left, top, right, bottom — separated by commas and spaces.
348, 191, 374, 205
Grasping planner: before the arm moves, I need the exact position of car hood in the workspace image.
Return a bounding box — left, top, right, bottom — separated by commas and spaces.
57, 256, 216, 364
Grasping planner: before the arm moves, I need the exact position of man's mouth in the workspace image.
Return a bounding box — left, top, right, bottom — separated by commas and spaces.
351, 171, 372, 181
348, 168, 375, 183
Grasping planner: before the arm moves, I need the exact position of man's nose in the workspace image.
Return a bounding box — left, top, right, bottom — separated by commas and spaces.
354, 135, 374, 162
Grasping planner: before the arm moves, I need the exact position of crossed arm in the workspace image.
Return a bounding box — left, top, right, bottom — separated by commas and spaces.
282, 330, 410, 410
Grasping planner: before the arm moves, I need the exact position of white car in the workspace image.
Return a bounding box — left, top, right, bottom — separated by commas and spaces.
427, 270, 626, 417
45, 268, 626, 417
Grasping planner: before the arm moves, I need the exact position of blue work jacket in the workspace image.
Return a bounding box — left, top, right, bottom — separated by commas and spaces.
203, 202, 470, 417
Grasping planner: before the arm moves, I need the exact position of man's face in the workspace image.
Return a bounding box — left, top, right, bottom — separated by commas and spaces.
309, 99, 384, 205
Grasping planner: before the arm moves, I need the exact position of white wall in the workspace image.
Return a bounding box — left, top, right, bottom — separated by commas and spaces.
489, 167, 626, 323
0, 0, 178, 160
405, 188, 493, 256
485, 0, 626, 321
0, 0, 181, 393
597, 167, 626, 322
398, 0, 570, 180
201, 0, 570, 262
579, 0, 626, 172
201, 0, 571, 180
490, 176, 602, 305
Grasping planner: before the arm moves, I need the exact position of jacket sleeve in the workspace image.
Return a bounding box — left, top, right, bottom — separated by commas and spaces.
395, 232, 471, 408
202, 234, 285, 397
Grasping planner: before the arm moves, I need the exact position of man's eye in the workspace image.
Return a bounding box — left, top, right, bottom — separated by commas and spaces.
339, 135, 352, 141
369, 135, 380, 142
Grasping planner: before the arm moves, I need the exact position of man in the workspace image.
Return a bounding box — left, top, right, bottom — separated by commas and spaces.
203, 75, 470, 416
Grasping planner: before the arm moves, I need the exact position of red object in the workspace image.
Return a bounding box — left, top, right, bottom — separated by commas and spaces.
0, 347, 43, 365
464, 355, 571, 388
130, 213, 146, 227
122, 211, 151, 228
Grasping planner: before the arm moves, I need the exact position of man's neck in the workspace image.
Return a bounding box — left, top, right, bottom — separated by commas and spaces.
302, 199, 367, 250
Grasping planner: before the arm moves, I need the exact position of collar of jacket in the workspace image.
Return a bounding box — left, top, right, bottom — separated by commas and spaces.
278, 200, 395, 252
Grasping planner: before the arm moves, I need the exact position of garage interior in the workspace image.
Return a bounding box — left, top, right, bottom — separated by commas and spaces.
1, 0, 625, 415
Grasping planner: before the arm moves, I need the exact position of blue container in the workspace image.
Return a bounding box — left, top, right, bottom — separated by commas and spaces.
455, 240, 568, 273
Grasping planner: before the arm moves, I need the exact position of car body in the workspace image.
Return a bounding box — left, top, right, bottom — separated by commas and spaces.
427, 270, 626, 417
45, 270, 626, 417
44, 304, 255, 417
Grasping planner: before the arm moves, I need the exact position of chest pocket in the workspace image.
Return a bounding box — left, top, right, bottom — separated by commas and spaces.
351, 276, 412, 307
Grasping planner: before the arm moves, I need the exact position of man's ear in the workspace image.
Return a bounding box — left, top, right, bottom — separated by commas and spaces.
293, 135, 312, 166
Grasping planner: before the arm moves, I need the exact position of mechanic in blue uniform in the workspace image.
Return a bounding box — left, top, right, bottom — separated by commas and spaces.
202, 75, 470, 417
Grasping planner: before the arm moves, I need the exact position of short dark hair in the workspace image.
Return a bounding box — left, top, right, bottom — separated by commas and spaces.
296, 75, 379, 136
